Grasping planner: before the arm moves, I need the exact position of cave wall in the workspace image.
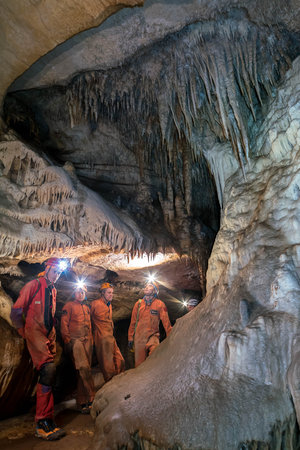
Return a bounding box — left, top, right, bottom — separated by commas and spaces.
0, 140, 150, 259
89, 56, 300, 450
6, 0, 300, 93
0, 0, 144, 111
0, 0, 299, 446
0, 317, 37, 420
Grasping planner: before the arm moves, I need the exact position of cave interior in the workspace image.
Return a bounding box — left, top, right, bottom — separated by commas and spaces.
0, 0, 300, 449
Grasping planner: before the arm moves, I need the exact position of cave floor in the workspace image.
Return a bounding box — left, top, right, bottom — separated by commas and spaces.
0, 399, 94, 450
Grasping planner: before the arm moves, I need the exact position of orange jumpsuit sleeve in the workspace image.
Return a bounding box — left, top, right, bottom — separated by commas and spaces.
10, 279, 39, 338
128, 301, 139, 341
160, 302, 172, 336
60, 303, 72, 344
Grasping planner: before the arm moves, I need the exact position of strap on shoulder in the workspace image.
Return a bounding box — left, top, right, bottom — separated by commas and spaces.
133, 299, 142, 338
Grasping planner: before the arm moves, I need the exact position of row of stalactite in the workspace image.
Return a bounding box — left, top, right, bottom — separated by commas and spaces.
0, 234, 73, 258
0, 146, 152, 258
66, 18, 292, 182
65, 18, 293, 253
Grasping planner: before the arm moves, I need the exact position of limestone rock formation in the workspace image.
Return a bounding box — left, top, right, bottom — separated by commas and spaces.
0, 0, 143, 108
89, 55, 300, 450
0, 282, 13, 325
0, 140, 149, 259
0, 318, 36, 420
0, 0, 299, 448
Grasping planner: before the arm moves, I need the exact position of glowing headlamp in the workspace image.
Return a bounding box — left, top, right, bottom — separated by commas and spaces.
76, 279, 86, 290
182, 300, 188, 307
148, 274, 156, 283
59, 260, 68, 271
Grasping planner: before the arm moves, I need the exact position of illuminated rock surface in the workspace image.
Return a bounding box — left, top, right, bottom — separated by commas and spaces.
0, 0, 143, 107
0, 0, 299, 448
89, 57, 300, 449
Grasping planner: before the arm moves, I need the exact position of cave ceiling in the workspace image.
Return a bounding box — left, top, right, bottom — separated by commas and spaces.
1, 0, 300, 319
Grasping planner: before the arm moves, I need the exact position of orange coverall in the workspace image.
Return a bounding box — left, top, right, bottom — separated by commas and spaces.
91, 297, 124, 382
10, 277, 57, 421
128, 298, 172, 367
60, 300, 94, 406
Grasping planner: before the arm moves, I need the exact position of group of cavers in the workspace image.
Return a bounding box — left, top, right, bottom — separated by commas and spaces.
10, 257, 199, 441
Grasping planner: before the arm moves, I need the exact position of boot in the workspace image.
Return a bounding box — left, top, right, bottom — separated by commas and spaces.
35, 419, 66, 440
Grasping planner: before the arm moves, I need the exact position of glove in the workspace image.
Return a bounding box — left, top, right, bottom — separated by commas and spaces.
128, 340, 134, 350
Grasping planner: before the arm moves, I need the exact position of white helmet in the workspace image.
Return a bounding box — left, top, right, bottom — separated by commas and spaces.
187, 298, 199, 307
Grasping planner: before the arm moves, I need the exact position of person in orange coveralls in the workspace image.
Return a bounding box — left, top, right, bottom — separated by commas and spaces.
10, 257, 66, 441
60, 282, 95, 414
186, 298, 199, 312
128, 281, 172, 367
91, 282, 125, 382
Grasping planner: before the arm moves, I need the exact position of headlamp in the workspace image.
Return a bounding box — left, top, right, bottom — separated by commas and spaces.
59, 260, 68, 271
182, 300, 188, 307
148, 274, 156, 283
76, 279, 86, 290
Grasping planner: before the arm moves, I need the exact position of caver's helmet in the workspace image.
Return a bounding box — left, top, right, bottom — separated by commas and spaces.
45, 257, 61, 268
100, 282, 114, 291
146, 281, 159, 297
75, 283, 87, 293
45, 258, 69, 272
38, 257, 63, 277
187, 298, 199, 307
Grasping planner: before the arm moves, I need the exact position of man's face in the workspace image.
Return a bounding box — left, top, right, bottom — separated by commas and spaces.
75, 288, 86, 302
187, 305, 195, 312
144, 284, 154, 296
46, 265, 62, 284
103, 287, 114, 303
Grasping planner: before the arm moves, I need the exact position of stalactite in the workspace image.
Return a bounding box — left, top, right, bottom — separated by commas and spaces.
66, 18, 292, 183
0, 142, 151, 259
3, 18, 295, 263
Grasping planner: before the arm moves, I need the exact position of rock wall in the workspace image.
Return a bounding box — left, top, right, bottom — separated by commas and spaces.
7, 0, 300, 93
0, 318, 36, 419
89, 56, 300, 450
0, 140, 149, 259
0, 0, 143, 109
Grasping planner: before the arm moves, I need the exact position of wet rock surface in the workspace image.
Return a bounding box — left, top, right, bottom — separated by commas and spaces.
0, 401, 94, 450
0, 318, 36, 420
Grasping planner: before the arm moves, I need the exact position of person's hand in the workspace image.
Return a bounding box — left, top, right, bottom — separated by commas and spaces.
128, 340, 134, 350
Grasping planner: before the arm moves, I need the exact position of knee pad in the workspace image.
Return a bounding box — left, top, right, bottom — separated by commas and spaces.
39, 362, 56, 386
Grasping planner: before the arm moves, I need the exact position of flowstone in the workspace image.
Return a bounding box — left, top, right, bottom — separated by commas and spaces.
0, 141, 149, 259
90, 58, 300, 450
